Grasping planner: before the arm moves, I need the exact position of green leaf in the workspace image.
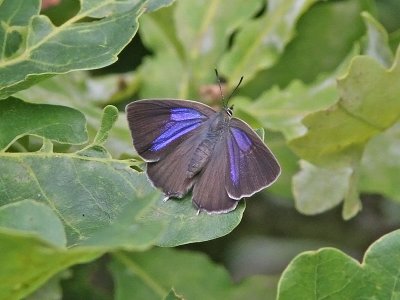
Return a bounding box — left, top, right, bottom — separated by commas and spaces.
0, 229, 101, 300
362, 12, 394, 67
0, 97, 87, 151
359, 123, 400, 202
92, 105, 119, 146
263, 133, 299, 199
237, 43, 359, 140
242, 0, 368, 97
16, 72, 134, 157
110, 248, 277, 300
0, 0, 40, 59
0, 98, 244, 248
138, 0, 263, 99
146, 0, 176, 13
293, 161, 352, 215
174, 0, 263, 84
0, 0, 146, 98
0, 97, 248, 298
25, 271, 69, 300
277, 248, 364, 299
237, 78, 338, 140
143, 199, 245, 247
220, 0, 317, 84
289, 47, 400, 163
164, 289, 184, 300
0, 150, 164, 249
0, 199, 66, 247
341, 165, 362, 220
277, 229, 400, 299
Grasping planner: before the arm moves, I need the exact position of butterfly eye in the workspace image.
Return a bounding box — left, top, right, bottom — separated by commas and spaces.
226, 105, 234, 117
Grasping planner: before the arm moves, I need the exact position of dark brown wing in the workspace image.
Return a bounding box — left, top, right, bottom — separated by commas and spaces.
126, 99, 216, 198
225, 118, 281, 200
147, 124, 210, 198
192, 138, 238, 214
126, 99, 216, 162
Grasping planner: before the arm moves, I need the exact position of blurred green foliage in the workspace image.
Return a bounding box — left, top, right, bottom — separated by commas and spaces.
0, 0, 400, 298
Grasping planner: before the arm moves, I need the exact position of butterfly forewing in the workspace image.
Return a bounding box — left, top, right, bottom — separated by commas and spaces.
126, 100, 215, 162
126, 99, 216, 198
225, 118, 281, 200
147, 123, 211, 198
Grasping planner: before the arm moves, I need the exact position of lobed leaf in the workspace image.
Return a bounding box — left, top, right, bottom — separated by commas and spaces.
277, 229, 400, 299
0, 0, 146, 98
289, 35, 400, 164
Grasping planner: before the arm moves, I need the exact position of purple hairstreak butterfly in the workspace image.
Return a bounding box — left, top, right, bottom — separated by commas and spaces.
126, 70, 280, 214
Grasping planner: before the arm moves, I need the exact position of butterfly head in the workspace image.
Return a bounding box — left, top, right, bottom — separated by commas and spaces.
214, 69, 243, 116
225, 105, 234, 117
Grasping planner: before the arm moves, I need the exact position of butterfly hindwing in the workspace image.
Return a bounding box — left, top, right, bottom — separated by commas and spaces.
192, 137, 239, 213
225, 118, 281, 200
126, 99, 216, 162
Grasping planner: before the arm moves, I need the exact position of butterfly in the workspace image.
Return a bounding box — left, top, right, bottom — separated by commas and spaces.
126, 73, 280, 214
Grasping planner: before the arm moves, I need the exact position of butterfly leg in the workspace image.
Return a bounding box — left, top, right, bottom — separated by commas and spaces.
163, 191, 185, 202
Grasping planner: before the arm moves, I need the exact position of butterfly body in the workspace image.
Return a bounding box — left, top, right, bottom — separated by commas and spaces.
188, 109, 231, 178
126, 99, 280, 214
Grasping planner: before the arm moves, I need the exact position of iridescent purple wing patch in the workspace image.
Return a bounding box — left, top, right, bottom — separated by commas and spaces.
151, 108, 207, 151
227, 127, 253, 186
231, 127, 252, 151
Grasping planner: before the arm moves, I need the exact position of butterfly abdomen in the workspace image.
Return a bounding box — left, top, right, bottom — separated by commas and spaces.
187, 137, 215, 178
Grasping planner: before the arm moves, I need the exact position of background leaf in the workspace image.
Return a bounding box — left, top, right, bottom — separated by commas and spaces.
110, 248, 277, 300
0, 0, 146, 98
242, 0, 370, 96
220, 0, 317, 83
0, 199, 67, 247
0, 229, 101, 300
277, 229, 400, 299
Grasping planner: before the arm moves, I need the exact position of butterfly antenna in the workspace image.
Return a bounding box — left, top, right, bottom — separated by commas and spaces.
215, 69, 226, 106
227, 75, 244, 104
